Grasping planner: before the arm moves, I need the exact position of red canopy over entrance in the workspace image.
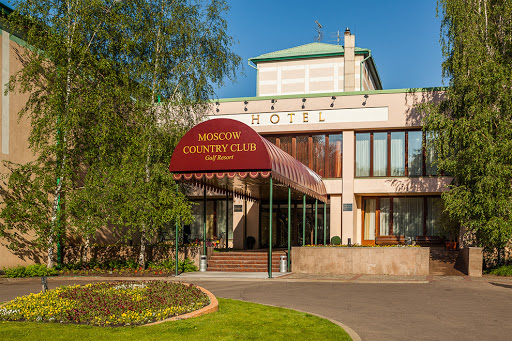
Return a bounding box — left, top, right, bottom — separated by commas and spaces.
169, 118, 327, 202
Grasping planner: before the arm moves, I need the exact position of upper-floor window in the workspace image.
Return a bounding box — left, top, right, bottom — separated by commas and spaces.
355, 130, 438, 177
265, 133, 342, 178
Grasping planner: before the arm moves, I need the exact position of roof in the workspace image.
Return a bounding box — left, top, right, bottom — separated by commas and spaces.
248, 42, 382, 90
249, 42, 369, 64
169, 118, 327, 202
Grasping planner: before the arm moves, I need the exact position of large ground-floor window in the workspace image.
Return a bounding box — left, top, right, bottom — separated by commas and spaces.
260, 201, 330, 248
362, 196, 442, 245
182, 198, 233, 245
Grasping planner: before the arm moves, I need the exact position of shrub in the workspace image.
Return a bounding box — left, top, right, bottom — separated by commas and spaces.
486, 264, 512, 276
330, 236, 342, 245
152, 258, 198, 272
3, 264, 57, 278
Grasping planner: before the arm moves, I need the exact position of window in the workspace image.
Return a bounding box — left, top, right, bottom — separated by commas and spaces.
408, 131, 423, 176
362, 196, 442, 244
264, 133, 342, 178
355, 133, 370, 176
390, 132, 405, 176
355, 131, 439, 177
373, 132, 387, 176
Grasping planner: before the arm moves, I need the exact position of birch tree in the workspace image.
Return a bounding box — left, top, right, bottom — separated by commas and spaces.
424, 0, 512, 260
0, 0, 240, 268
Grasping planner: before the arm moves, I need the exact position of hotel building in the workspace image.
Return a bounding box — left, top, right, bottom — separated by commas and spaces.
176, 29, 450, 250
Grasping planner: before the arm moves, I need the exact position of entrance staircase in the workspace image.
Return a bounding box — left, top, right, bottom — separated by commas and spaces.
429, 247, 465, 276
207, 250, 285, 272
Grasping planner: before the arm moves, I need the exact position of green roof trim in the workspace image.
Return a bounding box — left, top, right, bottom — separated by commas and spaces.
249, 42, 369, 64
211, 87, 447, 103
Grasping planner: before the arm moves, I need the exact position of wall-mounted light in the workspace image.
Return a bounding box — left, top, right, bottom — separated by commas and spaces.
244, 100, 248, 112
271, 99, 277, 110
362, 94, 369, 106
215, 101, 220, 113
330, 95, 336, 108
302, 98, 306, 109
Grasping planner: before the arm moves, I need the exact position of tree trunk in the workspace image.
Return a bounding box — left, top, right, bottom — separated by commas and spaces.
138, 230, 146, 268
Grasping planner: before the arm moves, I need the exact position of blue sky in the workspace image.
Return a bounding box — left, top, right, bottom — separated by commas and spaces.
218, 0, 445, 99
1, 0, 445, 99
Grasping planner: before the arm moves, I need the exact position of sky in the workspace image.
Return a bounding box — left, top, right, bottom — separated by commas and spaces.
217, 0, 445, 99
0, 0, 445, 99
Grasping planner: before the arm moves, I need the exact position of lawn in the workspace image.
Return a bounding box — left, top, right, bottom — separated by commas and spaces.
0, 298, 351, 340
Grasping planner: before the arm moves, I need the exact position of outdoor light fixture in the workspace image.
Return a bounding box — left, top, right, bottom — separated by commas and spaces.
330, 95, 336, 107
244, 100, 248, 112
302, 98, 306, 109
271, 99, 277, 110
215, 101, 220, 113
362, 94, 369, 106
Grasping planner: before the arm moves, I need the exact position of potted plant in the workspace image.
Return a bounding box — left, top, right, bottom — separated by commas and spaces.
437, 211, 460, 250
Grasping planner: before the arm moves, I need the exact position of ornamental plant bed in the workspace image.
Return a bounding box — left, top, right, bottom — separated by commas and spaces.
0, 281, 210, 326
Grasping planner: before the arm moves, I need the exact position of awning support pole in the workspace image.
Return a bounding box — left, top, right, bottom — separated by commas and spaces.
175, 219, 179, 276
287, 187, 291, 271
203, 186, 207, 256
226, 191, 229, 251
302, 194, 306, 246
324, 202, 327, 245
269, 176, 273, 278
243, 198, 247, 249
315, 199, 318, 245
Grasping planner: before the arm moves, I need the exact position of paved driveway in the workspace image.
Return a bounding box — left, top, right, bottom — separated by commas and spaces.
1, 276, 511, 341
183, 278, 512, 341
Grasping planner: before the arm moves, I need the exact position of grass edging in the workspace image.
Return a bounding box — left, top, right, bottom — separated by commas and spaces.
143, 283, 218, 326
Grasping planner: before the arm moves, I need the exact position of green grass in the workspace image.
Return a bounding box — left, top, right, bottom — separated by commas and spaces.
0, 298, 351, 340
486, 264, 512, 276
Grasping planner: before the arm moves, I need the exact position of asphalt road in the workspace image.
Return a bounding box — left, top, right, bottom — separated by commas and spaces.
1, 277, 511, 341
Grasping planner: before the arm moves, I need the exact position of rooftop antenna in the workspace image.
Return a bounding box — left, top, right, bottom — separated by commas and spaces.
314, 20, 323, 42
330, 29, 342, 45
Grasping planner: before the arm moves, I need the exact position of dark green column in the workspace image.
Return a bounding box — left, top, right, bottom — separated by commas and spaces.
314, 199, 318, 245
324, 202, 327, 245
175, 219, 179, 276
302, 194, 306, 246
243, 199, 247, 249
225, 191, 229, 251
269, 176, 273, 278
203, 187, 207, 256
287, 187, 291, 271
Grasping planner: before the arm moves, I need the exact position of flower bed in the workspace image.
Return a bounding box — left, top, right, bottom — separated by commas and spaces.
0, 281, 210, 326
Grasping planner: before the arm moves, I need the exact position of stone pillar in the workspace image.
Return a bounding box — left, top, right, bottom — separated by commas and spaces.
329, 195, 342, 241
343, 28, 355, 92
342, 130, 355, 244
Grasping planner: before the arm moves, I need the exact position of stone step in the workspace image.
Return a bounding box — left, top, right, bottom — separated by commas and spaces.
209, 255, 285, 261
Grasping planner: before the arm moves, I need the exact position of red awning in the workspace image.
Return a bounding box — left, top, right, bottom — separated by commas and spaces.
169, 118, 327, 202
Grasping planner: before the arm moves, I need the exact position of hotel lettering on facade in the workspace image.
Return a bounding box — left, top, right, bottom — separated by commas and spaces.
179, 29, 450, 248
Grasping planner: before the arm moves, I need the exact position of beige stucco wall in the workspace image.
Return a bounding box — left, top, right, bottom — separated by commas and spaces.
291, 246, 430, 275
0, 34, 42, 268
211, 89, 446, 247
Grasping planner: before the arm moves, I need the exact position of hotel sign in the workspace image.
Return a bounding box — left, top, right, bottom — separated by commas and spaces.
210, 107, 389, 127
169, 118, 271, 173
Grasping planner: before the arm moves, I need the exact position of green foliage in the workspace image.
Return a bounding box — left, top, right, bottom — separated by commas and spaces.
0, 1, 240, 268
330, 236, 342, 245
150, 258, 197, 273
60, 257, 197, 273
3, 264, 58, 278
423, 0, 512, 255
486, 264, 512, 276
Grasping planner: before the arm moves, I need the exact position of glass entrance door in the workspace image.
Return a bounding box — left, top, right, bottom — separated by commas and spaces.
362, 198, 376, 245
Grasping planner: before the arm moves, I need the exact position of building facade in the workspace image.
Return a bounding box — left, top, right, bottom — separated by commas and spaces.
184, 29, 450, 249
